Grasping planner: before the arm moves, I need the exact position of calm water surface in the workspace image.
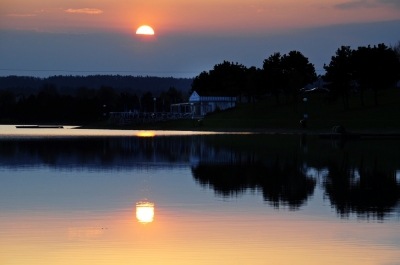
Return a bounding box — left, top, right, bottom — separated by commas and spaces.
0, 125, 399, 265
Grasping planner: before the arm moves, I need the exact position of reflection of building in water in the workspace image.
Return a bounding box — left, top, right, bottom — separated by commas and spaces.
136, 201, 155, 223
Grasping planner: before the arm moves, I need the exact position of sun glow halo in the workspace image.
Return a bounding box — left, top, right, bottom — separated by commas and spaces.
136, 25, 155, 35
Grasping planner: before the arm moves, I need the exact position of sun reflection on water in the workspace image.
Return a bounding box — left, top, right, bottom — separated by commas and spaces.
136, 201, 155, 223
136, 131, 156, 137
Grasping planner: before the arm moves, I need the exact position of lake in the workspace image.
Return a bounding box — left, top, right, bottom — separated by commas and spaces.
0, 125, 399, 265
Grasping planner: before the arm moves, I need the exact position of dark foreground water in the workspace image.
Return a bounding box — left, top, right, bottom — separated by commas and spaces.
0, 125, 399, 265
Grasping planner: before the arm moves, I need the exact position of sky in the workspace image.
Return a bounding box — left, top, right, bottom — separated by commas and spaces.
1, 0, 399, 78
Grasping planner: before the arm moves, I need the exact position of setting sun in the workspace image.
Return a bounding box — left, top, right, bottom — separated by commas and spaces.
136, 25, 155, 35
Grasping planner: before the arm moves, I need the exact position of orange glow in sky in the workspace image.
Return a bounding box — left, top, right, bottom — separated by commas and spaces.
1, 0, 399, 78
1, 0, 400, 34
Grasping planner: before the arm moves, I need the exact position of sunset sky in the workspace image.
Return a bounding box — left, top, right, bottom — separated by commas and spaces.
1, 0, 399, 78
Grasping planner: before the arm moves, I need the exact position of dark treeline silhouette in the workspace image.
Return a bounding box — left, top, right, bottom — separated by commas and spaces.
0, 75, 191, 123
191, 52, 317, 107
191, 43, 399, 110
0, 84, 184, 124
0, 75, 193, 96
323, 43, 400, 109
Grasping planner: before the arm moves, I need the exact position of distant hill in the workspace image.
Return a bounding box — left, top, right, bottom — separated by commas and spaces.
0, 75, 194, 97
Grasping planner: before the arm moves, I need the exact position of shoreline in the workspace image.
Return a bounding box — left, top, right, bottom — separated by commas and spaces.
4, 123, 399, 135
75, 124, 400, 135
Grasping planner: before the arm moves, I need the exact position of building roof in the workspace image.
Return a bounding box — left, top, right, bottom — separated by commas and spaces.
189, 91, 236, 102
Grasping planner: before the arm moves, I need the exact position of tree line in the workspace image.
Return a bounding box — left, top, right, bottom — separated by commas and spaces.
0, 84, 184, 124
191, 42, 400, 110
0, 75, 193, 96
0, 42, 399, 124
324, 43, 399, 108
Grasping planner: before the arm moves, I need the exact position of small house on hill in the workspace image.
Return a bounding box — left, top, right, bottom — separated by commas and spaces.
171, 91, 236, 117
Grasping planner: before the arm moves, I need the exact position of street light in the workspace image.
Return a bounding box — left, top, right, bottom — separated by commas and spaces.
303, 98, 308, 119
153, 98, 156, 113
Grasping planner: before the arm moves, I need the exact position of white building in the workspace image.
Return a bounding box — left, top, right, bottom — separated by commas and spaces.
171, 91, 236, 117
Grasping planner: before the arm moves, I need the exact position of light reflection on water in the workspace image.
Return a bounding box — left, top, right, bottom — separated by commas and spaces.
136, 201, 155, 223
0, 125, 399, 265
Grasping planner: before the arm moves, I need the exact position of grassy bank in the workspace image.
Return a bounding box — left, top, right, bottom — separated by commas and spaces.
83, 88, 400, 133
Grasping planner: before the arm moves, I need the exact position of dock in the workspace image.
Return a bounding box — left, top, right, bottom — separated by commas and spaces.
16, 125, 64, 129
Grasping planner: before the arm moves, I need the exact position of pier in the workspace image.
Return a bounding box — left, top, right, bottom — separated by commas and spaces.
16, 125, 64, 129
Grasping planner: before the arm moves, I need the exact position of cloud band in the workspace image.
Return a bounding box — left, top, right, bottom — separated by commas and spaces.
7, 14, 37, 17
335, 0, 400, 9
65, 8, 103, 15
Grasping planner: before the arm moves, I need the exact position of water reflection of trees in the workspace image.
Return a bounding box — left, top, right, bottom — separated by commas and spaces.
192, 154, 316, 210
323, 155, 400, 220
0, 135, 399, 219
0, 137, 196, 169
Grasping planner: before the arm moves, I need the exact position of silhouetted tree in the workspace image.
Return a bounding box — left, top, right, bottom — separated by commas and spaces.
245, 66, 263, 108
390, 40, 400, 62
117, 92, 139, 112
70, 86, 98, 123
263, 52, 283, 105
263, 51, 316, 107
323, 46, 354, 110
140, 91, 154, 112
36, 83, 61, 122
213, 61, 247, 97
97, 86, 119, 110
0, 90, 16, 120
159, 87, 183, 112
353, 44, 400, 105
75, 86, 96, 100
191, 61, 247, 97
191, 71, 210, 95
281, 51, 317, 109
